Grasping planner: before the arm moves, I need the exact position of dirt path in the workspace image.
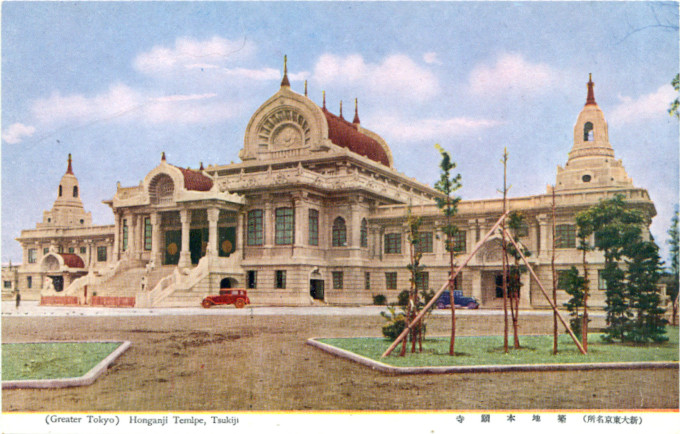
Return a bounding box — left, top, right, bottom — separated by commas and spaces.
3, 314, 677, 411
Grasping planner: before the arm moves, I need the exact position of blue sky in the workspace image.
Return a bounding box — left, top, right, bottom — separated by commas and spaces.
2, 1, 678, 264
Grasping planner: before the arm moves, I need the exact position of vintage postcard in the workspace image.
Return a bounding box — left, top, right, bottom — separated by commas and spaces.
2, 1, 678, 433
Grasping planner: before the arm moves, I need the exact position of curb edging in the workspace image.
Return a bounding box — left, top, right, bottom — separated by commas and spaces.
306, 338, 679, 375
2, 340, 132, 389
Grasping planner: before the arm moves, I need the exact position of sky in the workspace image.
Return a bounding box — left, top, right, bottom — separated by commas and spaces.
2, 1, 678, 265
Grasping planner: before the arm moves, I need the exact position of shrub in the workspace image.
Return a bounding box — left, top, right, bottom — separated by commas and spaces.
380, 306, 406, 340
372, 294, 387, 306
397, 290, 410, 307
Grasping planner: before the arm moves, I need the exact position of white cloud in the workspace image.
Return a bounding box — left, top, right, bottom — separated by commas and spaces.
373, 114, 503, 142
312, 53, 439, 102
134, 36, 256, 75
423, 52, 441, 65
2, 123, 36, 144
609, 84, 676, 124
31, 85, 239, 126
469, 53, 558, 96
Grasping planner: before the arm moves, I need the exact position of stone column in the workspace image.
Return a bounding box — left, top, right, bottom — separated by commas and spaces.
520, 270, 531, 307
471, 269, 482, 302
112, 212, 121, 261
264, 200, 273, 247
537, 214, 549, 259
293, 197, 305, 247
150, 212, 162, 266
349, 201, 361, 250
207, 208, 220, 258
129, 214, 139, 260
179, 209, 192, 268
236, 211, 244, 254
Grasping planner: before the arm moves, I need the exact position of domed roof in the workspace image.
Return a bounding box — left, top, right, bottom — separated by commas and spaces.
321, 107, 390, 166
59, 253, 85, 268
174, 166, 214, 191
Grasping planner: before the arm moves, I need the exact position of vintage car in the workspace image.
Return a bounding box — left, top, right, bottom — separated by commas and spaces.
435, 289, 479, 309
201, 289, 250, 308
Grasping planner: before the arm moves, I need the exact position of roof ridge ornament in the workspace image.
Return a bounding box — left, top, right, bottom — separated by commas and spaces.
353, 98, 360, 125
322, 90, 326, 109
304, 80, 308, 97
339, 100, 343, 119
280, 55, 290, 87
66, 153, 73, 175
161, 151, 166, 162
586, 73, 596, 106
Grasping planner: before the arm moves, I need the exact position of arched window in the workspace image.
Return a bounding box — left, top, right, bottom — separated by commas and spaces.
332, 217, 347, 247
73, 186, 78, 198
360, 218, 368, 247
59, 185, 63, 197
583, 122, 594, 141
149, 174, 175, 205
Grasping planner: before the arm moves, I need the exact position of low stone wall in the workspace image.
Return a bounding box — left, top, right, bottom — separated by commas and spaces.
40, 296, 80, 306
90, 296, 135, 307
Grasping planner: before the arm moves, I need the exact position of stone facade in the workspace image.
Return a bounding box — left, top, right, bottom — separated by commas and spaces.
12, 72, 656, 308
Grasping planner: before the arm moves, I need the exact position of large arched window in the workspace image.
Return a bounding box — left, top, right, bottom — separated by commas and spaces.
583, 122, 594, 141
149, 174, 175, 205
332, 217, 347, 247
360, 218, 368, 248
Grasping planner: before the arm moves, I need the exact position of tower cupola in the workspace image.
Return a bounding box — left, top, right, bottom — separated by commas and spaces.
554, 75, 633, 192
38, 154, 92, 228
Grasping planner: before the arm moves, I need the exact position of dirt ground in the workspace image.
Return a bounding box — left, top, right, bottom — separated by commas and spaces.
2, 313, 678, 411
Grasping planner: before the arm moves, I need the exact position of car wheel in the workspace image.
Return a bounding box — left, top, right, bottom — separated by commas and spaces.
235, 299, 245, 309
201, 299, 212, 309
467, 301, 478, 309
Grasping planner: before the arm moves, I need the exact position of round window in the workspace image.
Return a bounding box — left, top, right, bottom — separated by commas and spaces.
582, 174, 592, 183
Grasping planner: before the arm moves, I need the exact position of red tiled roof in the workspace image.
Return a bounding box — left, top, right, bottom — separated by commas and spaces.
175, 166, 214, 191
321, 108, 390, 166
59, 253, 85, 268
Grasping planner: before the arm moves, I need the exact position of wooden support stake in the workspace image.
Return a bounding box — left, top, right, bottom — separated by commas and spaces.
381, 211, 510, 358
501, 227, 587, 355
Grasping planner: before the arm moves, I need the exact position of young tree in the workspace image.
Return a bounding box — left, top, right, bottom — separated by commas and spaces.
574, 210, 595, 351
562, 266, 587, 339
401, 205, 424, 356
578, 194, 666, 342
434, 144, 462, 356
625, 239, 668, 342
506, 211, 531, 349
666, 210, 679, 325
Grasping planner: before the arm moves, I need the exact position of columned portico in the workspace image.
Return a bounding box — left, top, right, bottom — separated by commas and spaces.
207, 208, 220, 257
179, 209, 192, 268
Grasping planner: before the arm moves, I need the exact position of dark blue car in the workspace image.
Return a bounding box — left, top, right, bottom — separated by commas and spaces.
436, 290, 479, 309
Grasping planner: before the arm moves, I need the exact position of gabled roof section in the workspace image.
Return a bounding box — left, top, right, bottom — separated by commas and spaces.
174, 166, 214, 192
321, 107, 391, 167
59, 253, 85, 268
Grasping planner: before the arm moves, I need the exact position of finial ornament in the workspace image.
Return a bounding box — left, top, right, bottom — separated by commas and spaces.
353, 98, 360, 124
322, 91, 326, 109
339, 100, 343, 119
304, 80, 308, 97
280, 55, 290, 87
161, 151, 166, 162
586, 73, 596, 106
66, 153, 73, 174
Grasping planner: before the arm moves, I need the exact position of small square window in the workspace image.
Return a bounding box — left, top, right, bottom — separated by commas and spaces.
332, 271, 343, 290
385, 272, 397, 290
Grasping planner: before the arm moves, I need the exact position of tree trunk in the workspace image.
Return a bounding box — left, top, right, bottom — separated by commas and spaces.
582, 247, 589, 353
450, 249, 457, 356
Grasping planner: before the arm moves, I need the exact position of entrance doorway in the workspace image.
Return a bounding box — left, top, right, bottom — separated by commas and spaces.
310, 279, 324, 300
50, 275, 64, 292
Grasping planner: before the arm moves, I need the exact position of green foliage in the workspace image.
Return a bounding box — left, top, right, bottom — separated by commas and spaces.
397, 290, 410, 307
576, 195, 667, 343
380, 306, 407, 340
433, 144, 462, 254
669, 73, 680, 119
561, 266, 588, 339
372, 294, 387, 306
624, 240, 668, 343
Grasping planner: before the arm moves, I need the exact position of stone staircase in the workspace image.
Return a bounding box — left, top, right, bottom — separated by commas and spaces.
94, 266, 174, 297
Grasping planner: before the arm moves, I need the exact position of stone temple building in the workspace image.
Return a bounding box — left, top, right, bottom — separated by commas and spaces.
10, 67, 656, 308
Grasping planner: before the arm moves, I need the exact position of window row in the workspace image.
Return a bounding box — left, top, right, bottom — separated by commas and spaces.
27, 246, 107, 263
246, 209, 370, 248
556, 269, 608, 290
384, 231, 466, 254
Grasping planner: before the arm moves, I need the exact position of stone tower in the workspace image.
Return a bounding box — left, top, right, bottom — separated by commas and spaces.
37, 154, 93, 228
554, 75, 634, 192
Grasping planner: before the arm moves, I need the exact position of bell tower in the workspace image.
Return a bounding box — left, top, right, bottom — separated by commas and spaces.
554, 75, 633, 192
38, 154, 92, 228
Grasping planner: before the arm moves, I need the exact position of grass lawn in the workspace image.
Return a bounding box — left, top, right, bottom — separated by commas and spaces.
319, 327, 679, 367
2, 342, 122, 381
